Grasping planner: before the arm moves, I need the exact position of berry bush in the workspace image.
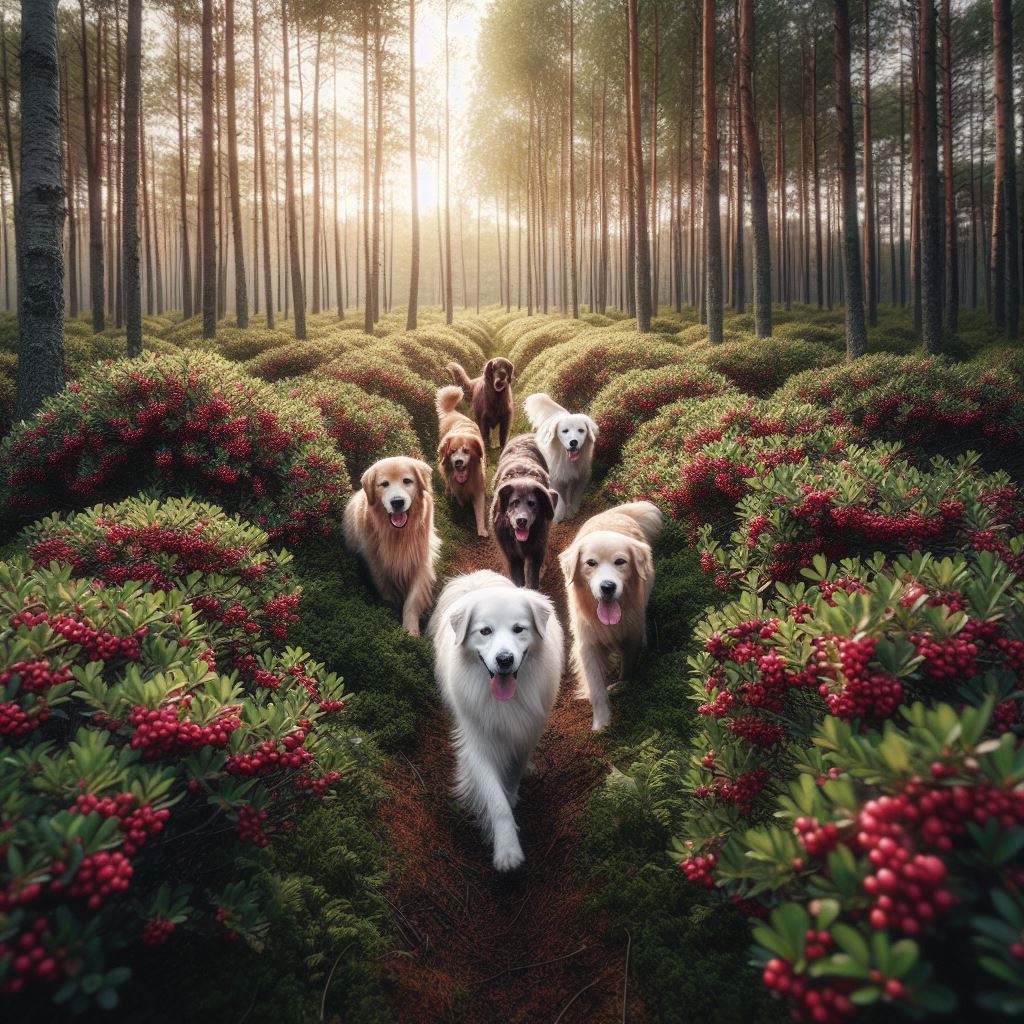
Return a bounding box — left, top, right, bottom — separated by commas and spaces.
608, 395, 847, 530
698, 445, 1024, 587
0, 353, 349, 545
0, 554, 353, 1012
282, 379, 422, 482
775, 354, 1024, 457
695, 337, 843, 397
589, 363, 736, 469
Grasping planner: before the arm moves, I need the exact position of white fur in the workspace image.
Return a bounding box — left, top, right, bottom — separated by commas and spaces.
429, 570, 564, 871
524, 392, 598, 523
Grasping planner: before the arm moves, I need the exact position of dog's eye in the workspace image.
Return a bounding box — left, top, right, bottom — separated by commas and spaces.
585, 559, 598, 567
379, 481, 389, 488
561, 428, 569, 433
614, 558, 628, 567
479, 626, 492, 636
403, 478, 413, 485
512, 624, 525, 634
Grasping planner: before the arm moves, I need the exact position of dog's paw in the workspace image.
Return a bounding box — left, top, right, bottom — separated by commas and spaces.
591, 712, 611, 732
477, 528, 490, 539
606, 681, 621, 695
492, 843, 526, 873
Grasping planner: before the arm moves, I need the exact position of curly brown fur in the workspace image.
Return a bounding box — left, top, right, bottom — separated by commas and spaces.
436, 385, 489, 538
447, 358, 515, 449
490, 434, 559, 589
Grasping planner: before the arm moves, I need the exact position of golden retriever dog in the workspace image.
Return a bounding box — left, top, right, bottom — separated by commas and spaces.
435, 385, 489, 538
343, 456, 441, 635
559, 502, 663, 731
448, 357, 515, 449
524, 392, 599, 523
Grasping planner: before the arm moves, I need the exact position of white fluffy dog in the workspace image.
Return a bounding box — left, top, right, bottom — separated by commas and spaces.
560, 502, 662, 732
429, 570, 564, 871
524, 392, 598, 523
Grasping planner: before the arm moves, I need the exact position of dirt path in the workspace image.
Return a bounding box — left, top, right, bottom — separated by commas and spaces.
378, 499, 644, 1023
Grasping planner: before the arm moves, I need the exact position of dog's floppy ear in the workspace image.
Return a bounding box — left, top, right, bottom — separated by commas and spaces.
526, 593, 552, 638
584, 415, 599, 442
360, 465, 378, 505
412, 459, 434, 494
437, 436, 451, 462
537, 487, 558, 521
632, 538, 654, 582
537, 413, 558, 449
469, 436, 484, 460
506, 360, 515, 382
496, 481, 515, 511
483, 359, 495, 384
559, 542, 581, 586
449, 604, 472, 646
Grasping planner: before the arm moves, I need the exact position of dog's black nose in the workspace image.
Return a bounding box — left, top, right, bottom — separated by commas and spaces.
515, 517, 528, 529
496, 651, 515, 671
600, 580, 617, 597
390, 497, 405, 510
569, 438, 579, 449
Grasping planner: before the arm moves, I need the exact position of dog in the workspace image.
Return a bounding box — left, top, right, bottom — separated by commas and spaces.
490, 434, 559, 590
435, 386, 489, 538
343, 456, 441, 635
559, 502, 662, 731
524, 392, 599, 523
429, 570, 564, 872
448, 357, 515, 449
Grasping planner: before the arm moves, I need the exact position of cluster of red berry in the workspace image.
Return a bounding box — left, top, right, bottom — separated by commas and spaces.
128, 702, 242, 758
0, 918, 64, 994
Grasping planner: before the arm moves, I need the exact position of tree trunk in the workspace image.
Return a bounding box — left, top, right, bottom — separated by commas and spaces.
79, 1, 104, 331
252, 0, 272, 326
310, 23, 322, 315
939, 0, 956, 332
281, 0, 305, 338
703, 0, 723, 343
863, 0, 877, 325
834, 0, 866, 358
919, 0, 941, 352
122, 0, 141, 356
627, 0, 652, 331
200, 0, 215, 337
224, 0, 247, 326
62, 56, 79, 319
993, 0, 1017, 336
738, 0, 771, 336
568, 0, 578, 318
811, 42, 823, 309
17, 0, 65, 419
406, 0, 419, 328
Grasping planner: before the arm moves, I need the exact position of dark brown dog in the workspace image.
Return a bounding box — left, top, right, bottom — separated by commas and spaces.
448, 358, 515, 449
490, 434, 559, 589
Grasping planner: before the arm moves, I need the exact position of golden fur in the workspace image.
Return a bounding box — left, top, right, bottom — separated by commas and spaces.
343, 456, 441, 635
559, 502, 663, 731
435, 386, 489, 538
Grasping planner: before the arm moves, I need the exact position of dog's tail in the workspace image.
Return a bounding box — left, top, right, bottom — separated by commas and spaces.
523, 392, 565, 432
615, 501, 664, 545
447, 362, 473, 392
436, 384, 464, 416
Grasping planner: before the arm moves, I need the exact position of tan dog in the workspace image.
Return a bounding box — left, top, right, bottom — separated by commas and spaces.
559, 502, 662, 731
343, 456, 441, 635
436, 386, 489, 538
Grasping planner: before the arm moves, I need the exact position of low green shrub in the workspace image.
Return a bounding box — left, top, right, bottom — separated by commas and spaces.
695, 337, 843, 396
1, 353, 349, 545
504, 318, 592, 372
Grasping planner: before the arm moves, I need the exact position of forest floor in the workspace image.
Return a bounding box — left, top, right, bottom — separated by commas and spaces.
377, 494, 644, 1024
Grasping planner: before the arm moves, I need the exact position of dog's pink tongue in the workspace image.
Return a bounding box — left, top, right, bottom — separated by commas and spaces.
568, 450, 581, 461
389, 511, 409, 528
490, 673, 517, 701
597, 599, 622, 626
454, 467, 469, 484
514, 526, 530, 542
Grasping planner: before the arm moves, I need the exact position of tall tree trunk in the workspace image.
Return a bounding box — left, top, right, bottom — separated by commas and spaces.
372, 11, 384, 321
703, 0, 723, 343
17, 0, 65, 419
225, 0, 246, 326
939, 0, 957, 332
122, 0, 141, 356
731, 3, 744, 313
599, 75, 609, 313
200, 0, 215, 337
627, 0, 652, 331
406, 0, 419, 328
140, 96, 154, 316
174, 21, 192, 319
863, 0, 877, 325
811, 42, 823, 309
443, 2, 453, 323
568, 0, 578, 318
310, 23, 322, 315
834, 0, 867, 358
253, 0, 272, 326
79, 1, 104, 331
775, 34, 788, 310
738, 0, 771, 336
993, 0, 1017, 336
151, 139, 162, 313
281, 0, 305, 338
919, 0, 941, 352
362, 15, 371, 331
62, 56, 79, 319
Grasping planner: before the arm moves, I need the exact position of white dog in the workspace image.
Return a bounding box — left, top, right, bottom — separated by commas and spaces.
560, 502, 662, 731
524, 392, 598, 523
429, 570, 564, 871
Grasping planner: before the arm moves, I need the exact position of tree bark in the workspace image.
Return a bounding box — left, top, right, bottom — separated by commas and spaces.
626, 0, 652, 331
17, 0, 65, 419
443, 0, 453, 323
310, 23, 322, 316
834, 0, 866, 358
939, 0, 956, 332
79, 1, 104, 331
406, 0, 419, 328
252, 0, 272, 326
703, 0, 723, 343
122, 0, 141, 356
224, 0, 247, 326
200, 0, 215, 338
568, 0, 578, 318
919, 0, 941, 352
281, 0, 305, 338
863, 0, 877, 325
992, 0, 1017, 336
738, 0, 771, 336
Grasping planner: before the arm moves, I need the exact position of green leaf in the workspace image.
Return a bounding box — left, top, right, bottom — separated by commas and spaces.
831, 923, 870, 967
95, 987, 119, 1011
849, 985, 881, 1006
